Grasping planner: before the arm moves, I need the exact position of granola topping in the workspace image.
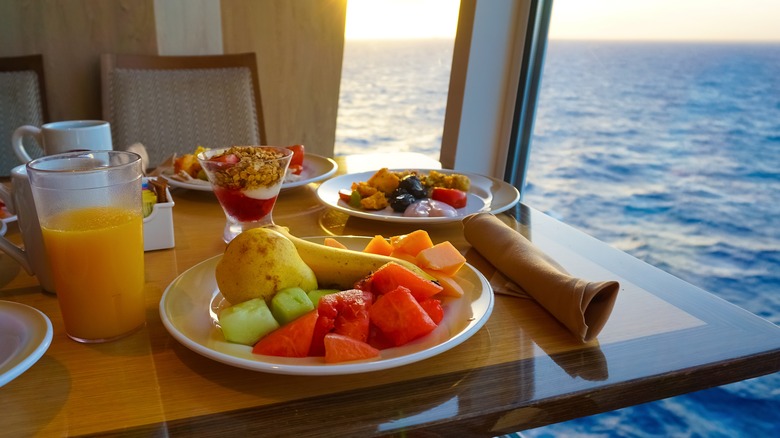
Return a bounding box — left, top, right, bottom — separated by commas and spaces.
207, 146, 288, 191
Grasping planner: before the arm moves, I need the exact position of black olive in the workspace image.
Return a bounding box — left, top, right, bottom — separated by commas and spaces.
390, 192, 417, 212
399, 175, 427, 199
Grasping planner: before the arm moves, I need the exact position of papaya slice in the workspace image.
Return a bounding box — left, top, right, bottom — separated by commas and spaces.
363, 235, 394, 256
389, 230, 434, 256
423, 269, 465, 298
416, 241, 466, 276
369, 262, 443, 300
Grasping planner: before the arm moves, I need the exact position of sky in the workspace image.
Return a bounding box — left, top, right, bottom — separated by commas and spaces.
345, 0, 780, 42
345, 0, 459, 40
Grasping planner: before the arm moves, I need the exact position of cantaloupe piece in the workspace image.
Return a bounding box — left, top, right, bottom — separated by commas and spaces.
390, 230, 434, 256
389, 248, 418, 265
324, 237, 347, 249
363, 235, 394, 256
416, 241, 467, 276
423, 269, 465, 298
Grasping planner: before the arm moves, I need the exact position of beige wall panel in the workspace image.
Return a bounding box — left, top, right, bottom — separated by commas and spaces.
221, 0, 347, 157
154, 0, 223, 55
1, 0, 158, 122
2, 0, 345, 158
0, 1, 40, 54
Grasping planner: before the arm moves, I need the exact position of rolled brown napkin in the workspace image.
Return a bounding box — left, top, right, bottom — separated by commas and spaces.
463, 213, 620, 342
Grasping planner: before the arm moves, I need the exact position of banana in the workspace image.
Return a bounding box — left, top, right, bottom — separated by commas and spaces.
269, 225, 431, 290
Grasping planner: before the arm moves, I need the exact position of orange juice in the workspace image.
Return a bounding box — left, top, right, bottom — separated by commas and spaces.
42, 206, 145, 341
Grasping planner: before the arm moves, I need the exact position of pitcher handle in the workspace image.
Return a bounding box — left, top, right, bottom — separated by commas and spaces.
12, 125, 43, 163
0, 185, 34, 274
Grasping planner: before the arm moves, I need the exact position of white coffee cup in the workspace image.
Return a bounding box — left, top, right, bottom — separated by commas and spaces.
12, 120, 113, 163
0, 164, 55, 293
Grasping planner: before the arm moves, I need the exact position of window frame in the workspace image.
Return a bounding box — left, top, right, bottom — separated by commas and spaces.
441, 0, 552, 198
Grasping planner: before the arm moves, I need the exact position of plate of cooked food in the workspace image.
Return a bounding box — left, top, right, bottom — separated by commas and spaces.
316, 168, 520, 224
160, 146, 337, 191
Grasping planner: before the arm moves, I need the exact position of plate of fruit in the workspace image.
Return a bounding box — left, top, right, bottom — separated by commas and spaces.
316, 168, 520, 224
159, 227, 494, 375
161, 145, 338, 191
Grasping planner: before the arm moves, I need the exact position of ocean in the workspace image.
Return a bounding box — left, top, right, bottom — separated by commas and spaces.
335, 39, 780, 436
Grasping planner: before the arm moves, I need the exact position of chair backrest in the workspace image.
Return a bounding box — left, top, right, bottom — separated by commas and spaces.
0, 54, 49, 176
101, 53, 266, 169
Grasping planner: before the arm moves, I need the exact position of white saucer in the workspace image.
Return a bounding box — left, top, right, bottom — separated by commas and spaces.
0, 301, 53, 387
161, 154, 338, 192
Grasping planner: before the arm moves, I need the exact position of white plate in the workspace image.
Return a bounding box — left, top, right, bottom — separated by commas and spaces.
161, 154, 338, 192
0, 301, 53, 387
159, 237, 494, 376
316, 169, 520, 224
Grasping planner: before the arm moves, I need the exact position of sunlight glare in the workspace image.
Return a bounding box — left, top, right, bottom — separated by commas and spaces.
550, 0, 780, 42
345, 0, 459, 40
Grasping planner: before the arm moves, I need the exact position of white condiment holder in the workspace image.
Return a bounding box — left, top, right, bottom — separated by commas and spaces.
142, 177, 175, 251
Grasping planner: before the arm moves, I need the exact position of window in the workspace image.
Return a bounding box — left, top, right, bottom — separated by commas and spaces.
521, 1, 780, 436
336, 0, 460, 163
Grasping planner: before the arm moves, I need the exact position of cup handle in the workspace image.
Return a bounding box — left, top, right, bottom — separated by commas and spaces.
12, 125, 43, 163
0, 186, 33, 275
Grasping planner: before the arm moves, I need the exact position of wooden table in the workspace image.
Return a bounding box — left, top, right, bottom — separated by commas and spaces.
2, 157, 779, 437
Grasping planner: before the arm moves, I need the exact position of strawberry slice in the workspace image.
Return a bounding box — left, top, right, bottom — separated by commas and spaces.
211, 153, 239, 164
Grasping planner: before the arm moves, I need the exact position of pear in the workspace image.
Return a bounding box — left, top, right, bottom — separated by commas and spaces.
215, 227, 318, 305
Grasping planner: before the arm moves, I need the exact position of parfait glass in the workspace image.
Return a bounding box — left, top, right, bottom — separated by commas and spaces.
197, 146, 292, 243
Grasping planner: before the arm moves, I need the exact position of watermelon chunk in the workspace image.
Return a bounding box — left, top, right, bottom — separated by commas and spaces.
309, 289, 373, 356
418, 298, 444, 325
309, 310, 336, 357
324, 333, 380, 363
369, 262, 443, 301
369, 286, 437, 347
252, 310, 318, 357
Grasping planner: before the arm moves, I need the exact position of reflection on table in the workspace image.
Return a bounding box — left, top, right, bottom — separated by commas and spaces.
1, 153, 779, 437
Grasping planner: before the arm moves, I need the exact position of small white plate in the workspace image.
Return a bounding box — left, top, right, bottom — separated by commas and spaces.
159, 237, 494, 376
316, 169, 520, 224
161, 154, 338, 192
0, 301, 53, 387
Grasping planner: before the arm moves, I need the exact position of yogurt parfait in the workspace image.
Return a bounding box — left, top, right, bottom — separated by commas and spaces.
197, 146, 292, 242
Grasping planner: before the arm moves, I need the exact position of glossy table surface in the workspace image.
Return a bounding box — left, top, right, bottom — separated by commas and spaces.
1, 155, 779, 437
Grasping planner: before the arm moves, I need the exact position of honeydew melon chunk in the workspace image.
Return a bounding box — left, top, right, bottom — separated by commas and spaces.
271, 287, 315, 325
219, 298, 280, 345
307, 289, 340, 306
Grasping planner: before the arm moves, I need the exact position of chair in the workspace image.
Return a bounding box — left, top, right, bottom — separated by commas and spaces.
101, 52, 266, 169
0, 54, 49, 176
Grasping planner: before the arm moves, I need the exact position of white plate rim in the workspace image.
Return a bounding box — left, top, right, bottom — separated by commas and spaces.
0, 301, 53, 387
315, 169, 520, 224
161, 154, 338, 192
159, 237, 494, 376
